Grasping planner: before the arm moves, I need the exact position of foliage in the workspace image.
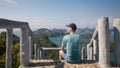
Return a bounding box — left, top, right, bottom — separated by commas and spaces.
0, 32, 20, 68
35, 35, 58, 59
81, 33, 92, 38
83, 40, 115, 52
110, 42, 114, 52
12, 43, 20, 68
36, 35, 57, 47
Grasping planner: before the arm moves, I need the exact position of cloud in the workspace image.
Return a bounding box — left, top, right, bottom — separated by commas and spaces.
4, 0, 17, 5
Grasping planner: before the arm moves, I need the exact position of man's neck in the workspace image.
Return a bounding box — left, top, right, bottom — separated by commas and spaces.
70, 31, 75, 34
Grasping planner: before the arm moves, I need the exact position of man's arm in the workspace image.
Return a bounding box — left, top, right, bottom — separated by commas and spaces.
61, 43, 65, 51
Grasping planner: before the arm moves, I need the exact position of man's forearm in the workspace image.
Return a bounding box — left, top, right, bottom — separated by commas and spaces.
61, 44, 64, 50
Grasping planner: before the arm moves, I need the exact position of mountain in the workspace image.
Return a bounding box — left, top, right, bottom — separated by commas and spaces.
51, 28, 66, 36
34, 28, 65, 37
34, 28, 52, 37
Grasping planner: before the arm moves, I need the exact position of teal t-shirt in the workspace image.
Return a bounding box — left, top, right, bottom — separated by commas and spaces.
62, 34, 81, 63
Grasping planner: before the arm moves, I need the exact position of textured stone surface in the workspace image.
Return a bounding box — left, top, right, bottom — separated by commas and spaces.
19, 60, 99, 68
6, 28, 13, 68
113, 18, 120, 66
98, 17, 110, 67
20, 27, 30, 66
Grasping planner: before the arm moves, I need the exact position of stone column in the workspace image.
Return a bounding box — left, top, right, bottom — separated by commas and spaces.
98, 17, 110, 67
20, 27, 29, 66
93, 39, 97, 60
6, 28, 13, 68
87, 44, 93, 60
113, 18, 120, 66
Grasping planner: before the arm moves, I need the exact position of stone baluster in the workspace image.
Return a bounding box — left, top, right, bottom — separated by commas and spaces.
93, 39, 97, 60
29, 37, 32, 59
38, 46, 40, 59
40, 50, 45, 59
81, 46, 85, 60
98, 17, 110, 67
113, 18, 120, 66
6, 28, 13, 68
87, 43, 93, 60
34, 43, 37, 59
34, 43, 40, 59
20, 27, 30, 66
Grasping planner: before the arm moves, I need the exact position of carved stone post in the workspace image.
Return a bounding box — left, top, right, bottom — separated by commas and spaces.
98, 17, 110, 67
93, 39, 97, 60
20, 27, 29, 66
6, 28, 13, 68
34, 43, 40, 59
38, 47, 40, 59
29, 37, 33, 59
113, 18, 120, 66
87, 44, 93, 60
40, 50, 45, 59
81, 47, 85, 60
34, 43, 37, 59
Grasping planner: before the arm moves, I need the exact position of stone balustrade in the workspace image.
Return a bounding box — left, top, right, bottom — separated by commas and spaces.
0, 17, 120, 68
0, 18, 33, 68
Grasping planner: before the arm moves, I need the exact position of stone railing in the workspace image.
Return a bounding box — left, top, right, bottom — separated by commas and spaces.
1, 17, 120, 68
87, 17, 120, 67
33, 46, 86, 60
87, 17, 110, 68
0, 18, 34, 68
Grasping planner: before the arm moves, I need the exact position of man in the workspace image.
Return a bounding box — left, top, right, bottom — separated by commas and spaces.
59, 23, 81, 63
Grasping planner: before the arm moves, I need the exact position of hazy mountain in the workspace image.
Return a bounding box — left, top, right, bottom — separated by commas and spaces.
34, 28, 66, 37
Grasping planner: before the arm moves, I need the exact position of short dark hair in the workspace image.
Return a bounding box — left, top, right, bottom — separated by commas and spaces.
66, 23, 77, 31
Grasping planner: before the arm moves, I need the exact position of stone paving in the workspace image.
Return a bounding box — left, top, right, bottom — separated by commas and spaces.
19, 60, 99, 68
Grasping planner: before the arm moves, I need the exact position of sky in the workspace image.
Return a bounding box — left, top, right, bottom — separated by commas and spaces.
0, 0, 120, 30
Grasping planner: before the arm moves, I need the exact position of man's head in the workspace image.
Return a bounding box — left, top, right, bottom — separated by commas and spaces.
66, 23, 77, 33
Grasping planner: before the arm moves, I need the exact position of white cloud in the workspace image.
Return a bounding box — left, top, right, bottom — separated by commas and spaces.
4, 0, 17, 5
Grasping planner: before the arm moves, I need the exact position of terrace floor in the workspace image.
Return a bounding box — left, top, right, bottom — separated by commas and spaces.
19, 59, 99, 68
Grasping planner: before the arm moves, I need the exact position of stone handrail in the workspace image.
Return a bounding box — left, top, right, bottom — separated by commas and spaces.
87, 26, 98, 60
87, 17, 111, 68
34, 46, 86, 60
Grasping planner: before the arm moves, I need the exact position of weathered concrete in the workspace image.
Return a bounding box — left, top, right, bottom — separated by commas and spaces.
20, 27, 30, 66
98, 17, 110, 68
34, 43, 41, 59
0, 18, 28, 28
87, 26, 98, 61
93, 39, 97, 60
19, 60, 99, 68
88, 27, 98, 47
81, 47, 86, 60
29, 37, 32, 59
87, 44, 93, 60
34, 43, 37, 59
113, 18, 120, 66
6, 28, 13, 68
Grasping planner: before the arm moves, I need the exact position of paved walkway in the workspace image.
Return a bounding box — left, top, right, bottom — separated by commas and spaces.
19, 60, 99, 68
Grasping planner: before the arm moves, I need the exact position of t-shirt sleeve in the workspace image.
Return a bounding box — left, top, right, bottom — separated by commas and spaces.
62, 36, 67, 46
